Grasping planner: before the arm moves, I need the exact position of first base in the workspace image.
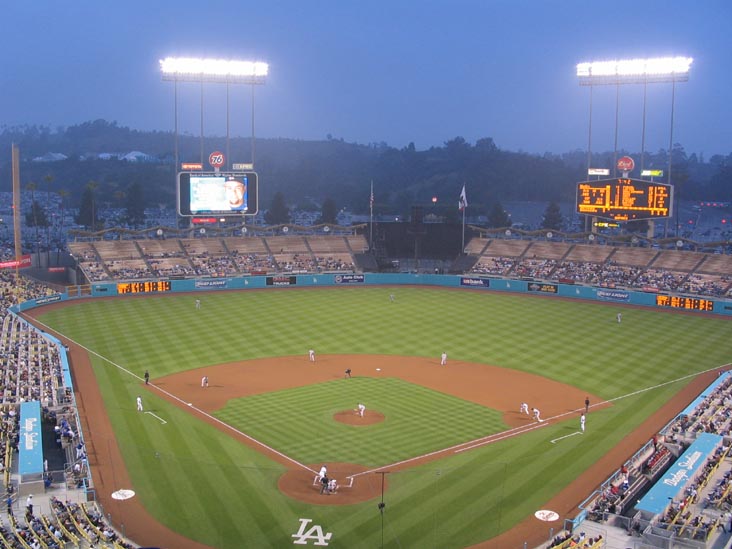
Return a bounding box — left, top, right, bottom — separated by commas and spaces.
187, 403, 192, 406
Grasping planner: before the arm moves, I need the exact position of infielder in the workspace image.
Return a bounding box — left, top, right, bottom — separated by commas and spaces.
440, 352, 447, 366
520, 402, 529, 415
201, 376, 209, 388
580, 413, 586, 432
136, 396, 143, 412
532, 407, 542, 422
357, 403, 366, 417
309, 349, 316, 362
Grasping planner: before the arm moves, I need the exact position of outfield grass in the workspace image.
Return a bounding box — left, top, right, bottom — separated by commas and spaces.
37, 287, 732, 548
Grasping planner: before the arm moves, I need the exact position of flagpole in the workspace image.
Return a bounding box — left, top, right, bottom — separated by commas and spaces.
369, 180, 374, 252
462, 207, 466, 253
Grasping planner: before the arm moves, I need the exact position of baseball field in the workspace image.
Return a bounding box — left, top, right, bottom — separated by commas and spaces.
28, 286, 732, 548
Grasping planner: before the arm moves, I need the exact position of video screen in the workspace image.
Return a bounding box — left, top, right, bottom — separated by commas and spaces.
178, 172, 258, 216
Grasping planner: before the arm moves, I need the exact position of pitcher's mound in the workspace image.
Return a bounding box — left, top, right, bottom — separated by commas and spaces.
333, 409, 385, 425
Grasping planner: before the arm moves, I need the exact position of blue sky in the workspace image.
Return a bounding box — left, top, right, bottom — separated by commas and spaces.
2, 0, 730, 156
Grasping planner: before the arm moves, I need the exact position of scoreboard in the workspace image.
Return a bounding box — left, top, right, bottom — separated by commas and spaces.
116, 281, 172, 294
576, 178, 673, 221
655, 295, 714, 311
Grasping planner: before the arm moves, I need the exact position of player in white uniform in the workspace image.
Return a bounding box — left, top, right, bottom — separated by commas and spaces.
357, 403, 366, 417
532, 407, 542, 422
201, 376, 209, 388
195, 299, 201, 310
440, 352, 447, 366
580, 413, 586, 432
136, 396, 143, 412
520, 402, 529, 415
309, 349, 316, 362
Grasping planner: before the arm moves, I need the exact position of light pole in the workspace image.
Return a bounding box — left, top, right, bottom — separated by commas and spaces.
577, 56, 693, 237
160, 57, 268, 170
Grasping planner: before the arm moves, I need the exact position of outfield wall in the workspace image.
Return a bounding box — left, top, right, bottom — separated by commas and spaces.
13, 273, 732, 317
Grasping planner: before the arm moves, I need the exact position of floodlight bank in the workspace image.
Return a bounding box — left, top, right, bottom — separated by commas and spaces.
159, 57, 269, 77
576, 56, 693, 78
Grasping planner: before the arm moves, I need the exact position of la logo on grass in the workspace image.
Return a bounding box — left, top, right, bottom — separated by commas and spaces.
292, 518, 333, 545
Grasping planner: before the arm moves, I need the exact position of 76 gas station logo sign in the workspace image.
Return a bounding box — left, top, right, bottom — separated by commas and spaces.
208, 151, 225, 169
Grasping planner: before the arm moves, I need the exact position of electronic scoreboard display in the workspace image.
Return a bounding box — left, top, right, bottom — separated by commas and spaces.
655, 295, 714, 311
117, 281, 172, 294
177, 172, 259, 217
576, 178, 673, 221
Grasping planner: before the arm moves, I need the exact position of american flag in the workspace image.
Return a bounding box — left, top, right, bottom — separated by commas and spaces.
459, 184, 468, 211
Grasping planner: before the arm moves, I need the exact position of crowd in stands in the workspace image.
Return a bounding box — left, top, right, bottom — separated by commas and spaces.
468, 238, 732, 297
547, 531, 604, 548
664, 374, 732, 441
0, 269, 137, 547
69, 234, 363, 282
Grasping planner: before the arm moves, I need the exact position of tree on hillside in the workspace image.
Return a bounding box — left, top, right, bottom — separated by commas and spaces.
124, 181, 146, 228
487, 201, 511, 228
76, 185, 101, 230
541, 201, 564, 230
317, 197, 338, 225
24, 200, 49, 228
264, 192, 290, 225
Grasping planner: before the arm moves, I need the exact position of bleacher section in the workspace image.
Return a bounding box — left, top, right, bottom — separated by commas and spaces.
69, 235, 364, 282
464, 239, 732, 297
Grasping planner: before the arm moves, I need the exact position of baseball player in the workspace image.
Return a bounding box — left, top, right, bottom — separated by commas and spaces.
520, 402, 529, 415
318, 465, 327, 481
309, 349, 316, 362
344, 368, 352, 379
580, 413, 586, 433
532, 407, 542, 422
440, 352, 447, 366
617, 312, 622, 323
195, 299, 201, 310
136, 396, 143, 412
201, 376, 209, 388
357, 403, 366, 417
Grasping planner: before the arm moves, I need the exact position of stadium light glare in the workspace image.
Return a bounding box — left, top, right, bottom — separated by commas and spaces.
577, 56, 692, 85
160, 57, 268, 84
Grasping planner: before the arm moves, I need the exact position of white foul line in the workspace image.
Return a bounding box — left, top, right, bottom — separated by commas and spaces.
551, 431, 582, 444
26, 315, 732, 480
144, 412, 167, 425
28, 318, 316, 475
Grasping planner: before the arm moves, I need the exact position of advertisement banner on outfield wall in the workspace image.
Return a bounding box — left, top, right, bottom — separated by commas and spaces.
266, 275, 297, 286
195, 280, 228, 288
334, 274, 364, 284
460, 277, 490, 288
527, 282, 558, 294
596, 289, 630, 302
0, 254, 31, 269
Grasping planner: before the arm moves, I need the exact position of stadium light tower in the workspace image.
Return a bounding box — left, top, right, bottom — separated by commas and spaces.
160, 57, 269, 170
576, 56, 692, 236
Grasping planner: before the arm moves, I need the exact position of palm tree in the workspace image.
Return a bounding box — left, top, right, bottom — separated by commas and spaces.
44, 174, 54, 261
87, 180, 99, 231
25, 181, 39, 252
57, 189, 70, 238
